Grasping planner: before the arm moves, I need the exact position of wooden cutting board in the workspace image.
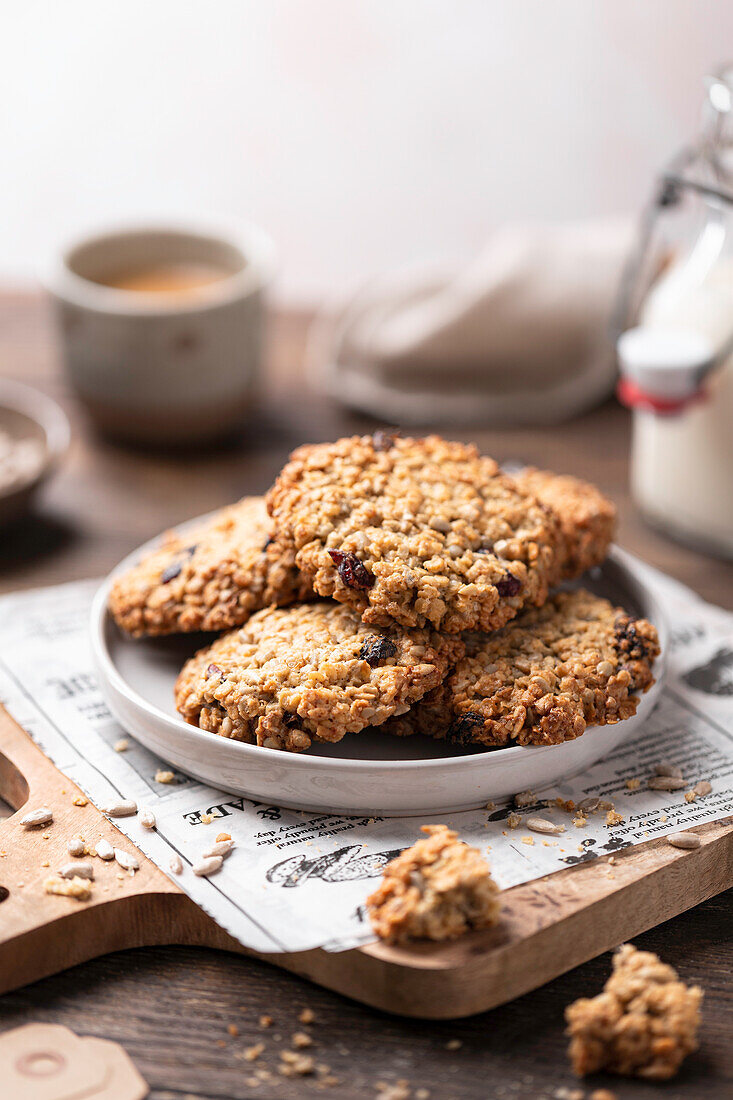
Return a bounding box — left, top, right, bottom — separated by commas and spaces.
1, 705, 731, 1020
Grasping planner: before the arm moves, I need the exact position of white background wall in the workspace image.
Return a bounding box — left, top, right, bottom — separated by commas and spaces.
1, 1, 731, 302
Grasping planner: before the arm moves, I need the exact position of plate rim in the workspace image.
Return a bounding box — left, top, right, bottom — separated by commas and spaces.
91, 542, 668, 776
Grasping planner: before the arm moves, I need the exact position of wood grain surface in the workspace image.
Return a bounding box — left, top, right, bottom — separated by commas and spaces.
0, 291, 731, 1099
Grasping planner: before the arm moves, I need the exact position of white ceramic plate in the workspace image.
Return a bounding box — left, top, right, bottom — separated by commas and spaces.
92, 542, 667, 816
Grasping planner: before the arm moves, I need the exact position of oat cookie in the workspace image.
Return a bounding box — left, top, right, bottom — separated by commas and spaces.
174, 601, 464, 752
566, 943, 703, 1080
367, 824, 501, 943
266, 434, 560, 633
109, 497, 310, 637
387, 589, 659, 747
513, 467, 616, 580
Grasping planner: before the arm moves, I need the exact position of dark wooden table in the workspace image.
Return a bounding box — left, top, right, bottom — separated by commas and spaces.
0, 292, 730, 1100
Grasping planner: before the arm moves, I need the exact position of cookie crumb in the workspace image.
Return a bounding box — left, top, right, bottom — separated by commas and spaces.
514, 790, 536, 807
244, 1043, 264, 1061
445, 1039, 462, 1050
625, 777, 640, 790
216, 832, 232, 842
375, 1082, 410, 1100
605, 810, 624, 826
113, 739, 129, 752
155, 770, 176, 784
367, 824, 500, 943
227, 1023, 239, 1037
44, 874, 92, 900
566, 943, 702, 1079
72, 795, 88, 807
259, 1014, 273, 1029
507, 811, 521, 829
279, 1050, 314, 1076
299, 1008, 315, 1025
521, 836, 535, 846
292, 1031, 312, 1048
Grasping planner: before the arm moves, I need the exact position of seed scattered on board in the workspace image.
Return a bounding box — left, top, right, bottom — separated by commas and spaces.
654, 761, 683, 779
20, 807, 53, 828
67, 838, 86, 858
114, 849, 139, 872
100, 799, 138, 817
139, 809, 156, 829
193, 855, 223, 877
647, 776, 686, 791
526, 816, 566, 836
666, 832, 702, 850
95, 838, 115, 861
203, 839, 235, 859
59, 861, 95, 880
169, 854, 183, 875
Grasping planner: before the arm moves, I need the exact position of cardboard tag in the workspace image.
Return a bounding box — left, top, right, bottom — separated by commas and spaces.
79, 1039, 148, 1100
0, 1024, 148, 1100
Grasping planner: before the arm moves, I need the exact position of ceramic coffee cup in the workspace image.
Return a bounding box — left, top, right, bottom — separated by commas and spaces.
45, 222, 275, 445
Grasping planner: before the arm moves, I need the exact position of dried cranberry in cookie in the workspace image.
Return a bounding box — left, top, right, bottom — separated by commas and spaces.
266, 435, 560, 633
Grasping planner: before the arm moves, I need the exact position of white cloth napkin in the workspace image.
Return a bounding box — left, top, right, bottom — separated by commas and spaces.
311, 220, 635, 425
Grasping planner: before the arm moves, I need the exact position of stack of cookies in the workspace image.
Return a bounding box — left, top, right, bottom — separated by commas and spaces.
109, 433, 659, 755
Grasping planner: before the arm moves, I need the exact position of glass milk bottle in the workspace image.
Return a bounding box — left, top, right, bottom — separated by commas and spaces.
617, 65, 733, 559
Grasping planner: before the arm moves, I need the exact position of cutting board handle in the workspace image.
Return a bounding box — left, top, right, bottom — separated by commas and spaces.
0, 706, 245, 995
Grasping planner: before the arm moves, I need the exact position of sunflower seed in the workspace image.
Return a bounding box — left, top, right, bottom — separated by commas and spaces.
169, 854, 183, 875
20, 807, 53, 828
67, 837, 86, 858
693, 780, 712, 797
114, 848, 139, 871
101, 799, 137, 817
59, 861, 95, 880
654, 762, 683, 779
95, 838, 115, 860
203, 839, 234, 859
193, 855, 223, 877
526, 816, 566, 835
647, 776, 686, 791
139, 808, 156, 829
577, 796, 600, 813
666, 832, 702, 850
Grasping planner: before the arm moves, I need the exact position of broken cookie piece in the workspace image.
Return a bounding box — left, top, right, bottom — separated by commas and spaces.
565, 943, 703, 1080
367, 824, 500, 943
